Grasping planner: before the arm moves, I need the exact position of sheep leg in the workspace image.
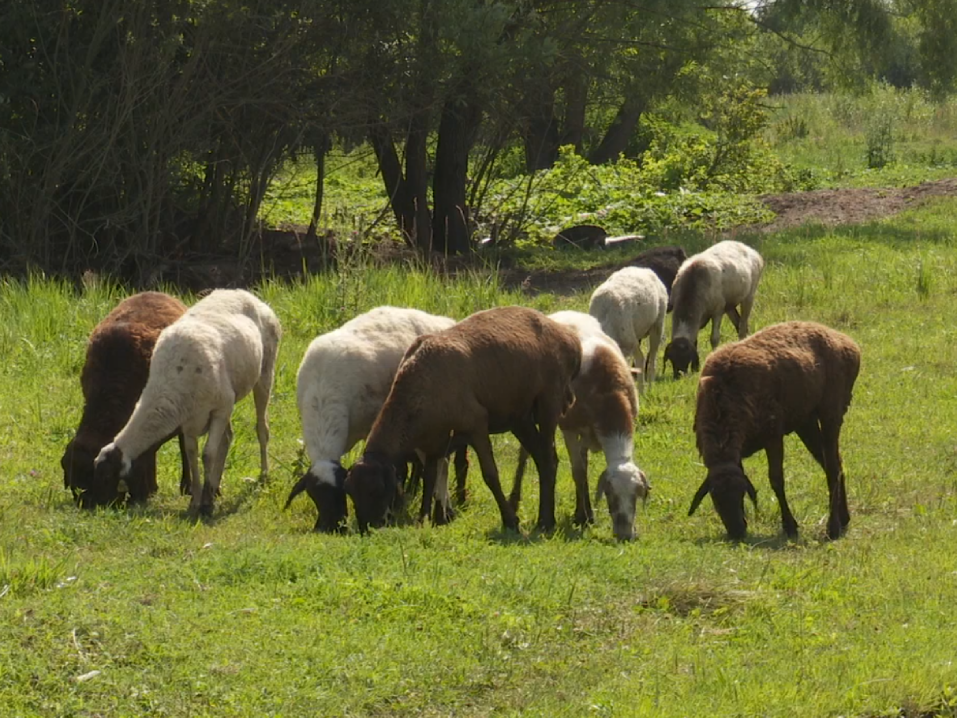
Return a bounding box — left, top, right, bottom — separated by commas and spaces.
178, 432, 191, 496
766, 436, 798, 538
738, 294, 755, 339
645, 315, 664, 386
509, 447, 530, 512
184, 434, 203, 515
469, 432, 519, 532
431, 458, 454, 526
252, 378, 271, 478
200, 414, 232, 516
419, 457, 439, 524
796, 419, 848, 539
634, 345, 646, 392
820, 419, 849, 539
725, 306, 741, 334
512, 417, 558, 533
454, 447, 469, 506
563, 430, 593, 526
710, 311, 724, 349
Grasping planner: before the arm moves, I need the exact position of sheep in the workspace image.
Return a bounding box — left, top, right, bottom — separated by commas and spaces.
343, 306, 581, 534
663, 240, 764, 379
62, 292, 189, 507
588, 266, 668, 389
688, 321, 861, 541
282, 306, 463, 533
629, 245, 688, 310
510, 310, 649, 540
94, 289, 281, 517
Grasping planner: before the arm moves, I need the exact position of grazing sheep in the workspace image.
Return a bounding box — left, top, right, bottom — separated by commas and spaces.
510, 311, 649, 540
283, 306, 461, 533
663, 240, 764, 378
62, 292, 189, 507
344, 306, 581, 534
588, 266, 668, 389
688, 321, 861, 541
94, 289, 281, 517
630, 245, 688, 310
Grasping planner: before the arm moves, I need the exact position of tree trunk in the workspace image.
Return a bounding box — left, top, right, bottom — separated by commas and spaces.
588, 96, 645, 165
432, 88, 482, 255
369, 124, 414, 241
405, 112, 432, 250
560, 69, 587, 154
305, 132, 331, 242
522, 84, 559, 171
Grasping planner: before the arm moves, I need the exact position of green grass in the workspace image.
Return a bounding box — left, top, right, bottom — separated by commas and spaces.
5, 199, 957, 716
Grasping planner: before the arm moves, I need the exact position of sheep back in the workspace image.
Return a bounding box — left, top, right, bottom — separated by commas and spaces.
694, 321, 860, 464
588, 267, 668, 360
63, 291, 187, 506
630, 245, 687, 305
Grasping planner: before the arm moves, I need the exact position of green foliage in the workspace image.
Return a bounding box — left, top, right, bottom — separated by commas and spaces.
4, 200, 957, 714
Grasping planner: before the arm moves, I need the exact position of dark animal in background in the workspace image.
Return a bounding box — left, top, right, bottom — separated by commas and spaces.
62, 291, 189, 507
344, 306, 581, 534
688, 321, 861, 541
552, 224, 608, 250
629, 245, 687, 310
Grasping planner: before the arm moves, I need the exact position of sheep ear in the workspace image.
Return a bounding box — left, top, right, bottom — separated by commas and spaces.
691, 352, 700, 372
334, 464, 347, 489
662, 343, 671, 369
688, 476, 711, 516
594, 470, 608, 503
745, 475, 758, 511
284, 473, 314, 510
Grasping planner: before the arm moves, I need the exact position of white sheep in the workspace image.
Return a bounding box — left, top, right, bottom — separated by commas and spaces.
510, 311, 649, 540
283, 306, 458, 532
344, 306, 582, 534
663, 240, 764, 378
94, 289, 281, 517
588, 266, 668, 389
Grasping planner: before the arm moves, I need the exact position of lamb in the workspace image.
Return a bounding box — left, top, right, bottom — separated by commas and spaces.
510, 310, 649, 540
688, 321, 861, 541
62, 292, 189, 507
282, 306, 463, 533
630, 245, 688, 310
663, 240, 764, 379
94, 289, 281, 517
343, 306, 581, 534
588, 266, 668, 388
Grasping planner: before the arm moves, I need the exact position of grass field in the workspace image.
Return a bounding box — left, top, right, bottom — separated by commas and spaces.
3, 197, 957, 716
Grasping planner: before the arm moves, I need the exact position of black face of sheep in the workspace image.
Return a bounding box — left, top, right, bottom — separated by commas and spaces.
662, 338, 699, 379
688, 465, 758, 541
344, 459, 401, 534
284, 467, 348, 533
89, 445, 131, 508
63, 440, 124, 508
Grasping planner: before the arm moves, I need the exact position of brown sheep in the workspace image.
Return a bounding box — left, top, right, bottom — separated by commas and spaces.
344, 306, 581, 534
688, 321, 861, 541
62, 291, 189, 507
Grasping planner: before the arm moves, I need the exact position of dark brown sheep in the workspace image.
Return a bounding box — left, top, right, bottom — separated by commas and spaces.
688, 321, 861, 541
62, 292, 189, 507
629, 245, 687, 310
344, 306, 581, 534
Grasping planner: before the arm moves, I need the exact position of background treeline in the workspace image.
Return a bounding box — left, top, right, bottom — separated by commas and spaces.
2, 0, 956, 279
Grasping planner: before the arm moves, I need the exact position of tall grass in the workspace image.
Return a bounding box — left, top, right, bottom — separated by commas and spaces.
3, 200, 957, 715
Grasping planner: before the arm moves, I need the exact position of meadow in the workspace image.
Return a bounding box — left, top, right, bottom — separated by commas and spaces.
2, 192, 957, 716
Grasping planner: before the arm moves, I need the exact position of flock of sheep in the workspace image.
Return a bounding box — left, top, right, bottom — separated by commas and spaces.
60, 239, 861, 542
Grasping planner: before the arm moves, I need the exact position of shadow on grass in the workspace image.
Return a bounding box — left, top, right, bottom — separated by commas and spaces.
692, 530, 811, 551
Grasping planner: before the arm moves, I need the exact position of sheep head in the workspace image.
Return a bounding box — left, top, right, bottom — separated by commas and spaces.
595, 462, 650, 541
89, 443, 132, 508
344, 456, 401, 534
285, 462, 348, 533
662, 338, 699, 379
688, 462, 758, 541
63, 439, 123, 508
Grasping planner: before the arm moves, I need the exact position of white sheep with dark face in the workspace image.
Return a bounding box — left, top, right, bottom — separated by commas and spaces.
664, 240, 765, 378
94, 289, 281, 517
284, 306, 459, 532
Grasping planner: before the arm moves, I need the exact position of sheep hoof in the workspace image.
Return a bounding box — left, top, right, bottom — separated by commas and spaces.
826, 518, 845, 541
573, 510, 594, 527
432, 504, 455, 526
